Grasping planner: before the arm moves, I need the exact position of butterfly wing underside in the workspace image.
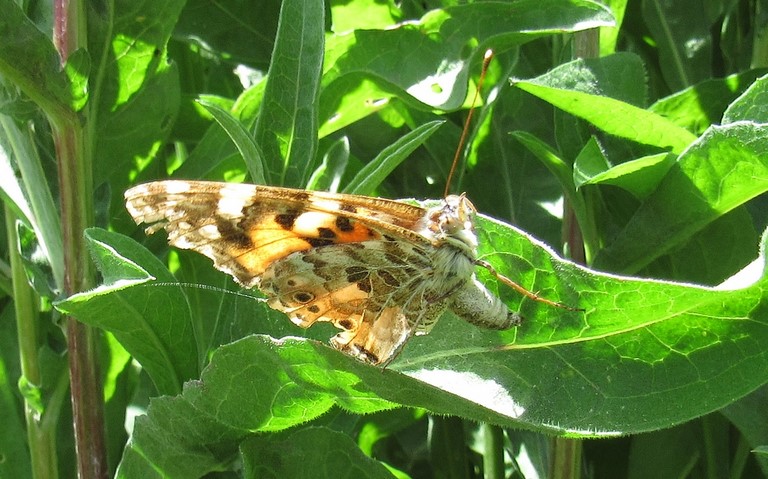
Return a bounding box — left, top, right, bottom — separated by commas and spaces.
260, 241, 450, 364
124, 180, 442, 364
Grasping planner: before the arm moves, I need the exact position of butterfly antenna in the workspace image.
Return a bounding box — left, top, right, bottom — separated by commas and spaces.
444, 49, 494, 198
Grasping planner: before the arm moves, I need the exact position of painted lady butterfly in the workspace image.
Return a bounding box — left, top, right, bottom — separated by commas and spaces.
124, 181, 523, 365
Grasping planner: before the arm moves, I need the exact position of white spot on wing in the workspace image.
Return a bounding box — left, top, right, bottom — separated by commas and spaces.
217, 193, 249, 217
293, 211, 336, 235
308, 198, 342, 211
198, 224, 221, 240
161, 181, 193, 194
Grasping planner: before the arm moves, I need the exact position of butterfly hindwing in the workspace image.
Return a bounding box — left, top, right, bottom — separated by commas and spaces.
261, 240, 447, 364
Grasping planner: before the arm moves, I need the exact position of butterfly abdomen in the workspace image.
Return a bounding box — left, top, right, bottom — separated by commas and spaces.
449, 277, 522, 330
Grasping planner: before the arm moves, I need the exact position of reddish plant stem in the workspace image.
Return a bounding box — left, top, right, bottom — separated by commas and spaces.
53, 0, 109, 477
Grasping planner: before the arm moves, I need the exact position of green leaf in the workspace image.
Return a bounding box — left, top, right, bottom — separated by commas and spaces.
626, 422, 710, 478
512, 131, 599, 259
254, 0, 324, 187
69, 212, 768, 435
241, 427, 397, 478
174, 0, 281, 70
0, 306, 31, 479
641, 0, 714, 91
56, 229, 199, 395
0, 0, 72, 119
306, 136, 350, 192
343, 120, 444, 195
723, 73, 768, 124
650, 69, 768, 134
721, 387, 768, 474
90, 0, 184, 197
575, 152, 676, 200
198, 99, 266, 185
320, 0, 614, 125
645, 208, 759, 286
594, 122, 768, 273
514, 55, 698, 153
0, 117, 64, 288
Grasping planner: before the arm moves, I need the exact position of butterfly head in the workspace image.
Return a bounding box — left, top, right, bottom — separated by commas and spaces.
423, 193, 479, 254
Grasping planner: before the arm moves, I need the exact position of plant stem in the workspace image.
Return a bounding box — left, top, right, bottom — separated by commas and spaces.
54, 116, 108, 478
482, 424, 505, 479
6, 206, 59, 479
53, 0, 108, 477
550, 437, 582, 479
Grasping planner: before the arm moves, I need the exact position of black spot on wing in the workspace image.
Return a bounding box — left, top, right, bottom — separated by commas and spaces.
357, 280, 372, 293
307, 237, 335, 247
385, 252, 407, 265
275, 210, 299, 230
293, 291, 314, 303
335, 216, 354, 232
302, 256, 328, 268
215, 218, 252, 249
377, 270, 400, 287
317, 227, 336, 239
345, 266, 368, 283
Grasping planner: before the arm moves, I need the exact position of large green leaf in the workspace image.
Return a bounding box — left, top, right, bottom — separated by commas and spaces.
514, 54, 698, 153
90, 0, 184, 196
593, 122, 768, 273
253, 0, 324, 187
321, 0, 615, 122
57, 229, 199, 395
57, 202, 768, 475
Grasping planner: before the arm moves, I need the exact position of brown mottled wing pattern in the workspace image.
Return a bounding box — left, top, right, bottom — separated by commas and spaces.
124, 180, 442, 364
260, 241, 451, 364
124, 180, 430, 287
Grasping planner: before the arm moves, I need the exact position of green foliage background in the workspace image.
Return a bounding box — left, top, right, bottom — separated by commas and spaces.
1, 0, 767, 478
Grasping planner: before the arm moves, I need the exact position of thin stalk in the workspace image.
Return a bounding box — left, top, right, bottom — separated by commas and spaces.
54, 117, 108, 479
6, 206, 58, 479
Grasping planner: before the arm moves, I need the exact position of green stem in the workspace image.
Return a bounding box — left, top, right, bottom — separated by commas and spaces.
550, 437, 582, 479
482, 424, 505, 479
54, 116, 108, 479
729, 432, 751, 479
6, 206, 59, 479
752, 1, 768, 68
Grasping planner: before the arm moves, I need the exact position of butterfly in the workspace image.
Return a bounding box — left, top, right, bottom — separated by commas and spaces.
124, 180, 526, 365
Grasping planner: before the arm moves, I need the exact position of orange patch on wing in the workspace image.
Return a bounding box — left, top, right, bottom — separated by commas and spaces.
291, 211, 382, 243
333, 219, 380, 243
222, 212, 384, 279
233, 220, 314, 276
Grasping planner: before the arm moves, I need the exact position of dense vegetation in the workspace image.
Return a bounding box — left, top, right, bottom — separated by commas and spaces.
1, 0, 767, 477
